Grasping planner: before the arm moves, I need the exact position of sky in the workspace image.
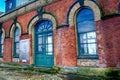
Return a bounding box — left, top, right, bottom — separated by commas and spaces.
0, 0, 5, 12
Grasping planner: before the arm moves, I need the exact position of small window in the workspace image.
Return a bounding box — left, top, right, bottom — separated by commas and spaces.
76, 8, 98, 58
14, 27, 20, 58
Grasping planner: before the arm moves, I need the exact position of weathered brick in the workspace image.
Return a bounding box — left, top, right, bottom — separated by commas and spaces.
3, 38, 13, 62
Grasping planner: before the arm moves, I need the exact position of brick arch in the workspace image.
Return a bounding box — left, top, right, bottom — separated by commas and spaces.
10, 22, 22, 38
28, 13, 57, 34
68, 0, 101, 26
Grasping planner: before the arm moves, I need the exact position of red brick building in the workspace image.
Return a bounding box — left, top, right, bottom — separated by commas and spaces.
0, 0, 120, 68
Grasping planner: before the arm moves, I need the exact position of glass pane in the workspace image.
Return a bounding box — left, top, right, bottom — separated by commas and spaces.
1, 33, 4, 44
80, 34, 86, 39
88, 44, 97, 54
47, 44, 53, 52
38, 37, 42, 44
15, 28, 20, 36
80, 44, 87, 55
47, 36, 52, 44
16, 43, 19, 48
38, 45, 42, 52
36, 20, 53, 32
2, 45, 3, 54
87, 32, 96, 38
16, 49, 19, 54
80, 34, 87, 43
1, 39, 4, 44
78, 21, 95, 32
14, 28, 20, 42
47, 52, 52, 55
77, 8, 95, 33
87, 39, 96, 43
77, 8, 94, 23
15, 35, 20, 42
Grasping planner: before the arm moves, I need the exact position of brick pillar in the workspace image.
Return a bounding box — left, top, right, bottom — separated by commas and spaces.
54, 26, 77, 67
97, 17, 120, 68
3, 38, 13, 62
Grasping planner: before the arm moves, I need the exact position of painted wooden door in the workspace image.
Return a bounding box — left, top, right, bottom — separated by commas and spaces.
34, 20, 54, 67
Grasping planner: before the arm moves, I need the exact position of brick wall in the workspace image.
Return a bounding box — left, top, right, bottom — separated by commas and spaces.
18, 10, 37, 33
54, 26, 77, 66
97, 17, 120, 67
98, 0, 119, 15
44, 0, 75, 26
3, 38, 13, 62
2, 20, 14, 37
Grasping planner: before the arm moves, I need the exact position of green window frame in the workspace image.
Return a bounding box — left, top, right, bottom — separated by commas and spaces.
76, 8, 98, 59
13, 27, 20, 58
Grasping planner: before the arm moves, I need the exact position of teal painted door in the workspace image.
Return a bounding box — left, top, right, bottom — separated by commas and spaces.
34, 20, 54, 67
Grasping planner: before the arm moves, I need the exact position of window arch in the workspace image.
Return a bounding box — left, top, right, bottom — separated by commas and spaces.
13, 27, 20, 57
76, 8, 98, 58
0, 31, 5, 57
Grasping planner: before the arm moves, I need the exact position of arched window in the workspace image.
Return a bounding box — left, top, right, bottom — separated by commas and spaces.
14, 27, 20, 57
76, 8, 98, 58
0, 31, 4, 57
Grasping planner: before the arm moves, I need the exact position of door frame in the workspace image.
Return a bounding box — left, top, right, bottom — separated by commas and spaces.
34, 19, 54, 67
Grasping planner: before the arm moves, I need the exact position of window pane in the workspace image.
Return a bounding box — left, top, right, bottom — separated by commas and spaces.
77, 8, 95, 33
1, 33, 4, 44
15, 28, 20, 42
38, 45, 42, 52
80, 34, 87, 43
87, 39, 96, 43
38, 37, 42, 44
16, 43, 19, 48
15, 36, 20, 42
47, 44, 53, 52
47, 52, 52, 55
16, 49, 19, 54
80, 44, 87, 55
36, 20, 53, 32
88, 44, 97, 54
87, 32, 96, 38
47, 36, 52, 44
2, 45, 3, 54
78, 21, 95, 32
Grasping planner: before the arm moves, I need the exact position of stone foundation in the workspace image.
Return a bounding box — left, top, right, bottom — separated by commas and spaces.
77, 59, 99, 67
13, 58, 19, 63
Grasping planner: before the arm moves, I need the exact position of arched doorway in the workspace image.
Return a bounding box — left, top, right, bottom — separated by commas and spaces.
34, 20, 54, 67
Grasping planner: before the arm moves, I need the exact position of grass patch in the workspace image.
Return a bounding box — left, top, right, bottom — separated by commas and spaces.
1, 62, 120, 80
